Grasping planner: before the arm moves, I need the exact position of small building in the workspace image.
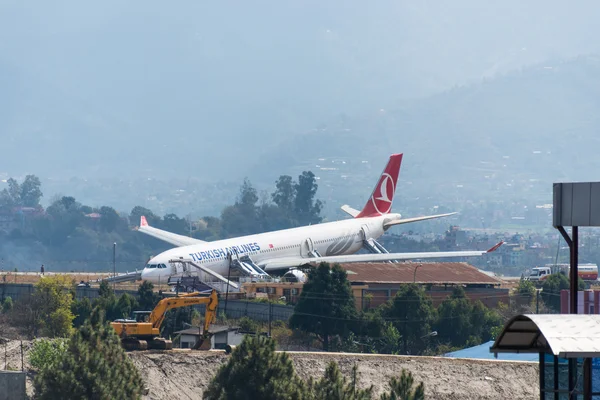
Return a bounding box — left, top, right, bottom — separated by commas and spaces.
174, 325, 245, 349
340, 261, 507, 310
560, 289, 600, 315
242, 262, 507, 311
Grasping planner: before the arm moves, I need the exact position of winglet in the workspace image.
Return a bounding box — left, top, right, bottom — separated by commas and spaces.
486, 241, 504, 253
140, 216, 148, 227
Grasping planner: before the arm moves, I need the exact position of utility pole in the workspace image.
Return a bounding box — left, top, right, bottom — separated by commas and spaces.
113, 242, 116, 291
224, 252, 232, 317
268, 301, 272, 338
536, 289, 541, 314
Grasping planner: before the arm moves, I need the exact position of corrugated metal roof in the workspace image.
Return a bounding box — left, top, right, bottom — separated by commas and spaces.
445, 341, 538, 362
338, 262, 502, 285
491, 314, 600, 358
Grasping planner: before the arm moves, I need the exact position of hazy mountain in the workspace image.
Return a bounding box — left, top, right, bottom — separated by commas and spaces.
256, 55, 600, 210
2, 0, 600, 182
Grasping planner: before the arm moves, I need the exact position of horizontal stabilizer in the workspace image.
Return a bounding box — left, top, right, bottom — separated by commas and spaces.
340, 205, 360, 218
260, 241, 504, 271
138, 216, 206, 247
383, 212, 457, 229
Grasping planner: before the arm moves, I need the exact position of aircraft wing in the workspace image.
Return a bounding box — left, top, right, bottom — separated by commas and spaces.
383, 212, 457, 228
137, 216, 205, 247
259, 241, 503, 271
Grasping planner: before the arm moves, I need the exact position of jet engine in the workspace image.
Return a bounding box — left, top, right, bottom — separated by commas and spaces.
283, 268, 307, 283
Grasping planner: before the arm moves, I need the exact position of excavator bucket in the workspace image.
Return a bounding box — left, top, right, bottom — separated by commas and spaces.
193, 336, 212, 351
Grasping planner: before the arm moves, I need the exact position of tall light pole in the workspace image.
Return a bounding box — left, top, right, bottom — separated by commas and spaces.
113, 242, 116, 291
413, 264, 422, 283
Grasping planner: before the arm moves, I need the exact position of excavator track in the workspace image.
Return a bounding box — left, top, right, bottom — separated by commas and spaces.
122, 339, 148, 351
148, 338, 173, 350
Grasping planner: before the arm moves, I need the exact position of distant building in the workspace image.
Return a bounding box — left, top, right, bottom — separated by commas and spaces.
341, 261, 508, 309
242, 262, 508, 311
560, 290, 600, 314
174, 325, 245, 349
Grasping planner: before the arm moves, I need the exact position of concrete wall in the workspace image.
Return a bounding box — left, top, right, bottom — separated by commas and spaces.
0, 371, 26, 400
0, 283, 137, 302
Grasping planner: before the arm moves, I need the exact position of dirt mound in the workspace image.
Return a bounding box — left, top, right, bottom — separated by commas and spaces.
128, 350, 539, 400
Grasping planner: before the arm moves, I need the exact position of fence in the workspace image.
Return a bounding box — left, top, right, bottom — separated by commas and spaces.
0, 283, 294, 322
178, 299, 294, 323
0, 283, 138, 302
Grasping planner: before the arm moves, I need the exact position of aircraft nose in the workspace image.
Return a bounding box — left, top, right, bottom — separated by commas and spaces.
141, 268, 152, 282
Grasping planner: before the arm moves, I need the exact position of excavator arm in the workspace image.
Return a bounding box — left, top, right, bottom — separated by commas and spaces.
149, 290, 219, 331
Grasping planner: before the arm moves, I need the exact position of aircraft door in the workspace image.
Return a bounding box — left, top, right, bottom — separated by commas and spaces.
360, 225, 370, 241
301, 238, 319, 257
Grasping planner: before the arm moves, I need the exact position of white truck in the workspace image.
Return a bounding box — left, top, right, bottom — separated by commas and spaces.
527, 263, 598, 282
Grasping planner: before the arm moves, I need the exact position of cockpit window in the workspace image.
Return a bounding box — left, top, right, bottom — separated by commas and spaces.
159, 264, 167, 269
147, 264, 157, 269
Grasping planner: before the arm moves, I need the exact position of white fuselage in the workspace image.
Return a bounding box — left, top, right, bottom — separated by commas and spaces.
140, 213, 398, 283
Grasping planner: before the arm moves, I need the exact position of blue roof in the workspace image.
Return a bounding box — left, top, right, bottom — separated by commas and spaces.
444, 341, 538, 362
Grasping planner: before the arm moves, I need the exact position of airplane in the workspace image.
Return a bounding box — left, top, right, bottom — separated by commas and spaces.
138, 153, 503, 285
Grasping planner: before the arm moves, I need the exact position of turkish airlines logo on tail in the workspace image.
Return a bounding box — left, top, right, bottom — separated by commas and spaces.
371, 173, 395, 214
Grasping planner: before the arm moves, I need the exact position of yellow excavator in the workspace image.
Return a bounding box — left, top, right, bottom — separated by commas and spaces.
110, 289, 218, 351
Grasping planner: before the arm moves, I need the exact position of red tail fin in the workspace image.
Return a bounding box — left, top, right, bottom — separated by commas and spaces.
356, 153, 403, 218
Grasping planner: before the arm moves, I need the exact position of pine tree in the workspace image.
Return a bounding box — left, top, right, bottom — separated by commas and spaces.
306, 362, 373, 400
203, 335, 305, 400
380, 369, 425, 400
33, 308, 144, 400
290, 263, 357, 351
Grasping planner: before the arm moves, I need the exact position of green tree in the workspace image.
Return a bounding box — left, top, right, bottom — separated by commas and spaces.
238, 178, 259, 208
470, 300, 503, 343
306, 362, 373, 400
380, 369, 425, 400
33, 308, 144, 400
290, 263, 357, 351
29, 338, 68, 371
20, 174, 43, 207
29, 275, 75, 337
71, 297, 92, 328
383, 284, 436, 355
0, 177, 21, 207
160, 213, 188, 235
435, 287, 474, 347
129, 206, 160, 227
203, 335, 305, 400
377, 322, 402, 355
93, 281, 120, 321
516, 278, 537, 307
98, 281, 114, 298
2, 296, 13, 313
272, 175, 297, 226
294, 171, 323, 225
541, 273, 572, 312
137, 280, 159, 310
116, 293, 138, 320
221, 179, 260, 236
99, 206, 120, 232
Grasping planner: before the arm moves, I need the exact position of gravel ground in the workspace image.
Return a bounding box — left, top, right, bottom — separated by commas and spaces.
3, 341, 538, 399
129, 350, 539, 400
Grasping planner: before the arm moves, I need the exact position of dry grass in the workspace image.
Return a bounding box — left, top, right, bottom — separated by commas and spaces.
0, 272, 170, 292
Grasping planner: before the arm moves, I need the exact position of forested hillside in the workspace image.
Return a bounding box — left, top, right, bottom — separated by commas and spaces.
255, 56, 600, 204
2, 1, 600, 181
0, 172, 323, 272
